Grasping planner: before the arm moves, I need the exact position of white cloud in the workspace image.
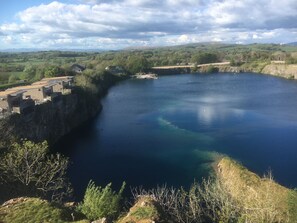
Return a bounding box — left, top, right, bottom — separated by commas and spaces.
0, 0, 297, 49
3, 36, 14, 44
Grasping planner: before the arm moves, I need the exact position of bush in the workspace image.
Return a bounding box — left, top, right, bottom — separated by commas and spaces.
206, 65, 219, 73
8, 75, 20, 83
191, 52, 218, 65
0, 140, 71, 202
131, 184, 204, 223
77, 180, 125, 221
130, 179, 247, 223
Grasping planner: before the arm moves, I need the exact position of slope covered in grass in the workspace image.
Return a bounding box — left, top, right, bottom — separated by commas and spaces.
0, 197, 88, 223
218, 157, 297, 222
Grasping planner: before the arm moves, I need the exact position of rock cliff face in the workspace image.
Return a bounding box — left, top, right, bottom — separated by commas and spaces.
262, 64, 297, 79
0, 92, 102, 145
0, 72, 126, 147
152, 63, 297, 79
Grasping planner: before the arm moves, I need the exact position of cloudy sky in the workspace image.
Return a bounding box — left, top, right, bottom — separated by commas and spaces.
0, 0, 297, 50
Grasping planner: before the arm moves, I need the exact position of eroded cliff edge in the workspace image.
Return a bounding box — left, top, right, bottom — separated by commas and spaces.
0, 93, 101, 145
0, 73, 125, 147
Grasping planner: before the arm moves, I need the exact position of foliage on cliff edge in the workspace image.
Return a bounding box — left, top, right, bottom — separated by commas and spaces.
0, 140, 71, 203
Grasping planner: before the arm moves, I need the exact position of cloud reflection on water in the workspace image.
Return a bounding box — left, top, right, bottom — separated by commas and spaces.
193, 94, 245, 126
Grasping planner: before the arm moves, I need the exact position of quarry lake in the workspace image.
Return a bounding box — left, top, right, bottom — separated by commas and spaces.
57, 73, 297, 198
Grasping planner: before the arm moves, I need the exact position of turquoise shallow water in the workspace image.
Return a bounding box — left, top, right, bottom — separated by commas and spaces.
57, 73, 297, 198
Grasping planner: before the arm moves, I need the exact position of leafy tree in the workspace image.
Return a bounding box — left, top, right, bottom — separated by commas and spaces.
75, 74, 98, 94
8, 75, 20, 83
126, 55, 150, 74
206, 65, 219, 73
286, 56, 297, 64
191, 52, 219, 64
0, 73, 10, 84
22, 64, 36, 80
77, 180, 125, 221
44, 65, 62, 78
0, 140, 71, 202
33, 65, 45, 80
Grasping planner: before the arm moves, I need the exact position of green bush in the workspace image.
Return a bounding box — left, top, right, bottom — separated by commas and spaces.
77, 180, 125, 221
8, 75, 20, 83
0, 140, 71, 202
131, 206, 158, 220
206, 65, 219, 73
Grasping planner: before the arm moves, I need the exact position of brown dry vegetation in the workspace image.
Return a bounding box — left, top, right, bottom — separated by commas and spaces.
218, 157, 296, 223
117, 196, 168, 223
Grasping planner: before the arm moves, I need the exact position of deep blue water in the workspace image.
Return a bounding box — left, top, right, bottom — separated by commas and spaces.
57, 73, 297, 199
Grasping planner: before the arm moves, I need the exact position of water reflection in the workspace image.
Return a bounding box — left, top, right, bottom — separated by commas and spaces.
197, 106, 217, 125
56, 73, 297, 198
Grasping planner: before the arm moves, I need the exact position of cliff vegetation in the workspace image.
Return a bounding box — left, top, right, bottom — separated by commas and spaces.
1, 157, 296, 223
1, 44, 297, 222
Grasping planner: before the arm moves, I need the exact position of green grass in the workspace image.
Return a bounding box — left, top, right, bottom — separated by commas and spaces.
130, 206, 158, 220
0, 198, 88, 223
0, 198, 64, 223
288, 190, 297, 222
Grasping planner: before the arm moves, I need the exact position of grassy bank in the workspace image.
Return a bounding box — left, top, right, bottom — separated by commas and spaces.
2, 157, 296, 223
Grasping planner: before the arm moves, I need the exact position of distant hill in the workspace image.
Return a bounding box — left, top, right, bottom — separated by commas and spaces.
287, 42, 297, 46
0, 48, 105, 53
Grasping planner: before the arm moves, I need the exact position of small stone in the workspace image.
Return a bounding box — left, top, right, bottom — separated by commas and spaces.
92, 217, 107, 223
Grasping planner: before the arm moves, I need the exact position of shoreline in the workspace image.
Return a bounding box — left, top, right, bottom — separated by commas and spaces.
150, 62, 297, 80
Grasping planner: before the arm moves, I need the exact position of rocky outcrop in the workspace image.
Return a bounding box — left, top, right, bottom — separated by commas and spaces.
217, 63, 297, 79
151, 65, 248, 75
152, 62, 297, 78
0, 92, 101, 145
200, 65, 245, 73
117, 196, 168, 223
262, 64, 297, 79
0, 72, 126, 147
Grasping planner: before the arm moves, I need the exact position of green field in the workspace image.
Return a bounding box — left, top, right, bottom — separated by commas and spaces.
0, 43, 297, 89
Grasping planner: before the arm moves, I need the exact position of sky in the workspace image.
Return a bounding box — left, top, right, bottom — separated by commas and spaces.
0, 0, 297, 50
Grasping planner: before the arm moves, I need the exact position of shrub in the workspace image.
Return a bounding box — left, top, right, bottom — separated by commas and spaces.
206, 65, 219, 73
0, 140, 71, 202
131, 179, 240, 223
131, 184, 204, 223
131, 206, 158, 220
77, 180, 125, 221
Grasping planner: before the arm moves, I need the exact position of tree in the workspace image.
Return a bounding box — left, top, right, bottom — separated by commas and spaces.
0, 140, 71, 202
33, 65, 46, 81
206, 65, 219, 73
191, 53, 218, 65
44, 65, 62, 78
77, 180, 125, 221
8, 75, 20, 83
126, 55, 150, 74
75, 74, 98, 94
22, 64, 36, 80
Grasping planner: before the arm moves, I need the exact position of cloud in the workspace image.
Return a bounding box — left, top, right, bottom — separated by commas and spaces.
0, 0, 297, 49
206, 0, 297, 30
3, 36, 14, 44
